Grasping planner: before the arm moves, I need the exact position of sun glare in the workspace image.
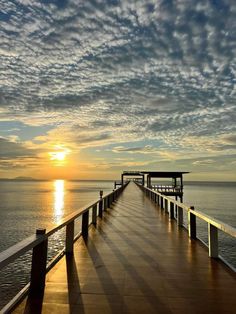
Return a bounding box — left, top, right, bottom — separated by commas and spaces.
49, 146, 70, 163
53, 151, 66, 161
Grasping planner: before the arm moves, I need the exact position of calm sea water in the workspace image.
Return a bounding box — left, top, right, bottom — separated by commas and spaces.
0, 180, 235, 309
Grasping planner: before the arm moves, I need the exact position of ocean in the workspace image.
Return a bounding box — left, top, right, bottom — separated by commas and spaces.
0, 180, 235, 309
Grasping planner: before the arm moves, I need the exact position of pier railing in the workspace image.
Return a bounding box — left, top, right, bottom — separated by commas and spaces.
151, 185, 182, 193
0, 183, 128, 313
137, 183, 236, 268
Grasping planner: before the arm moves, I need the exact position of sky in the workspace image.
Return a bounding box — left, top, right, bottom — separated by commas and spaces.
0, 0, 236, 181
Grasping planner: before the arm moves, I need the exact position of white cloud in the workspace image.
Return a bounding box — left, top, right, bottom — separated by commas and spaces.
0, 0, 236, 174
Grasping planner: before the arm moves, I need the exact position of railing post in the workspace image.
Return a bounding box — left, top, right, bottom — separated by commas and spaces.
29, 229, 48, 295
177, 206, 183, 226
104, 197, 107, 211
160, 197, 163, 209
165, 199, 168, 213
82, 211, 89, 238
66, 221, 74, 254
99, 199, 103, 218
208, 223, 218, 258
92, 204, 97, 225
99, 191, 103, 218
170, 202, 174, 219
188, 206, 196, 239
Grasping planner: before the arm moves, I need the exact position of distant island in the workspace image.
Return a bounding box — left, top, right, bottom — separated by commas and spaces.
0, 176, 37, 181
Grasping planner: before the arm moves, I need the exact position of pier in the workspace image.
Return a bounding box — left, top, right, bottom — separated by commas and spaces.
0, 177, 235, 313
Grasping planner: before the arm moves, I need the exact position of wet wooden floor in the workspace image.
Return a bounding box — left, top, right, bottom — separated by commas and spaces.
13, 183, 236, 314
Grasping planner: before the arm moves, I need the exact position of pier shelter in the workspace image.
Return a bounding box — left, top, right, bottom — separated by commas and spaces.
143, 171, 189, 202
121, 171, 188, 202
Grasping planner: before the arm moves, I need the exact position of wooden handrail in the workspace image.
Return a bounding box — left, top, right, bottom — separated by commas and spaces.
0, 234, 45, 269
189, 208, 236, 238
136, 183, 236, 266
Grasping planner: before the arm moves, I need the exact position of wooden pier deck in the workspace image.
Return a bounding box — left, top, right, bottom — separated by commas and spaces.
13, 183, 236, 314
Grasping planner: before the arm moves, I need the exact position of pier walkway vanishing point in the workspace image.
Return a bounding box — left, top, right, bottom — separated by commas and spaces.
9, 183, 236, 313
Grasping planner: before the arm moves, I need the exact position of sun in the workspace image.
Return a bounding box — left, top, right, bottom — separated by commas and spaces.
49, 146, 70, 163
52, 151, 66, 161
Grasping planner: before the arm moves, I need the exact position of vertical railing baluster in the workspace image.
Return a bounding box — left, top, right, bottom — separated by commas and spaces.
103, 198, 105, 211
29, 229, 48, 295
99, 199, 103, 218
177, 206, 183, 226
188, 206, 196, 239
170, 202, 174, 219
82, 211, 89, 238
208, 223, 218, 258
160, 196, 163, 209
66, 221, 74, 254
165, 199, 168, 213
92, 204, 97, 225
99, 191, 103, 218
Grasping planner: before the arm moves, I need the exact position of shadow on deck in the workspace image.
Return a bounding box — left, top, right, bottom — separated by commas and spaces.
13, 183, 236, 314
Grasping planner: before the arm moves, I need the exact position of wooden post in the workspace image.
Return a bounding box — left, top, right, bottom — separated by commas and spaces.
99, 191, 103, 218
29, 229, 48, 294
177, 206, 183, 226
165, 199, 168, 213
99, 199, 103, 218
104, 197, 107, 211
170, 202, 174, 219
160, 197, 163, 209
66, 221, 74, 254
208, 223, 218, 258
112, 191, 115, 203
92, 204, 97, 225
82, 211, 89, 238
188, 206, 196, 239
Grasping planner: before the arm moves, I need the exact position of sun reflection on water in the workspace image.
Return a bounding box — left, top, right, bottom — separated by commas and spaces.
54, 180, 64, 221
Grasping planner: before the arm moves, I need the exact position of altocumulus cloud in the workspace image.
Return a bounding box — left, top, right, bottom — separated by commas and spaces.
0, 0, 236, 156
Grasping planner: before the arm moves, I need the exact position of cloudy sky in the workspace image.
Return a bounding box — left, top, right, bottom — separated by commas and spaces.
0, 0, 236, 180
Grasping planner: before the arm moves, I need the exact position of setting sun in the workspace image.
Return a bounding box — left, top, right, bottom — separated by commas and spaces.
52, 151, 66, 161
49, 146, 70, 163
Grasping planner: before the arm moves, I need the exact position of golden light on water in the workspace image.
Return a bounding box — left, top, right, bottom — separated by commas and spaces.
54, 180, 64, 220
